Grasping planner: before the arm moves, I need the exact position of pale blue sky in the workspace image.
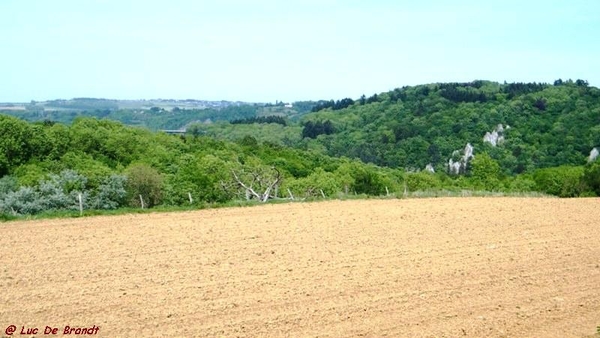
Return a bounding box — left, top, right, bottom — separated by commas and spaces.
1, 0, 598, 102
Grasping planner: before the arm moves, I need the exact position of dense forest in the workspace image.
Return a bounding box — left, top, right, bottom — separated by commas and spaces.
1, 80, 599, 218
298, 80, 600, 174
190, 80, 600, 174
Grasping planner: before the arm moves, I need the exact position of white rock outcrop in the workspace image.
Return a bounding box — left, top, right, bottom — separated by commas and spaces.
448, 143, 474, 175
483, 124, 506, 147
589, 148, 599, 162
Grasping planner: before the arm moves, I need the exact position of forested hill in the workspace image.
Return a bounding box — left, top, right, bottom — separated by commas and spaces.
1, 86, 600, 218
193, 79, 600, 176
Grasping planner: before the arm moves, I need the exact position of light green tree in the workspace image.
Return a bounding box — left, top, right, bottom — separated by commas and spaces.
469, 152, 502, 191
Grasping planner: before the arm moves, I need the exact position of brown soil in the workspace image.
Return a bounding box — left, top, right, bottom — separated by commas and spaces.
1, 198, 599, 337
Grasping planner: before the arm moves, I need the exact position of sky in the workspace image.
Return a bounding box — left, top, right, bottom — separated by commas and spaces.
0, 0, 599, 103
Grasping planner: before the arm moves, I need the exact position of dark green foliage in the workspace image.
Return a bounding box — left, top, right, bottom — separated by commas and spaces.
533, 98, 547, 111
231, 115, 287, 126
311, 98, 355, 112
366, 93, 379, 104
352, 168, 385, 195
284, 80, 599, 174
439, 83, 488, 103
583, 162, 600, 196
173, 80, 600, 199
8, 80, 593, 181
302, 120, 335, 139
501, 82, 548, 98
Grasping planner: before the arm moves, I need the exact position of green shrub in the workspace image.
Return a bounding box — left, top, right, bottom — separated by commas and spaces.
469, 152, 502, 190
93, 174, 127, 209
124, 163, 163, 207
583, 162, 600, 196
283, 167, 340, 198
0, 186, 43, 215
0, 175, 18, 197
405, 172, 441, 191
506, 174, 537, 192
533, 166, 586, 197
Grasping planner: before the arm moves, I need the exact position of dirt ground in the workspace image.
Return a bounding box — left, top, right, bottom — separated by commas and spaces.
1, 198, 599, 337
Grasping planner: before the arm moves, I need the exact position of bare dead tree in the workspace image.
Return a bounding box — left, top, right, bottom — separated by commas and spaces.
231, 166, 282, 202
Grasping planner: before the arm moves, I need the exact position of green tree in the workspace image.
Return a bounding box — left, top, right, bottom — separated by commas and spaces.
12, 162, 48, 187
124, 163, 163, 207
283, 167, 340, 198
582, 162, 600, 196
405, 172, 441, 191
60, 152, 113, 189
533, 166, 586, 197
0, 115, 39, 175
164, 154, 235, 205
469, 153, 502, 190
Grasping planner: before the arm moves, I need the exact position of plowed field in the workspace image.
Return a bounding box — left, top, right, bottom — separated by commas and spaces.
1, 198, 599, 337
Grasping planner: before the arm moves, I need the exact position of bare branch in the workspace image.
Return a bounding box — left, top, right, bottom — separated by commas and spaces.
261, 167, 282, 202
231, 169, 261, 200
231, 167, 283, 203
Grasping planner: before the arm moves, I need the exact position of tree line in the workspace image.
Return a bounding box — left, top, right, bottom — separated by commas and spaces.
1, 114, 599, 218
2, 79, 600, 217
231, 115, 287, 126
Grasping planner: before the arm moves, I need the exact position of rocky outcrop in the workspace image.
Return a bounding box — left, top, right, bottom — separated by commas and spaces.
483, 124, 507, 147
589, 148, 599, 162
448, 143, 474, 175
